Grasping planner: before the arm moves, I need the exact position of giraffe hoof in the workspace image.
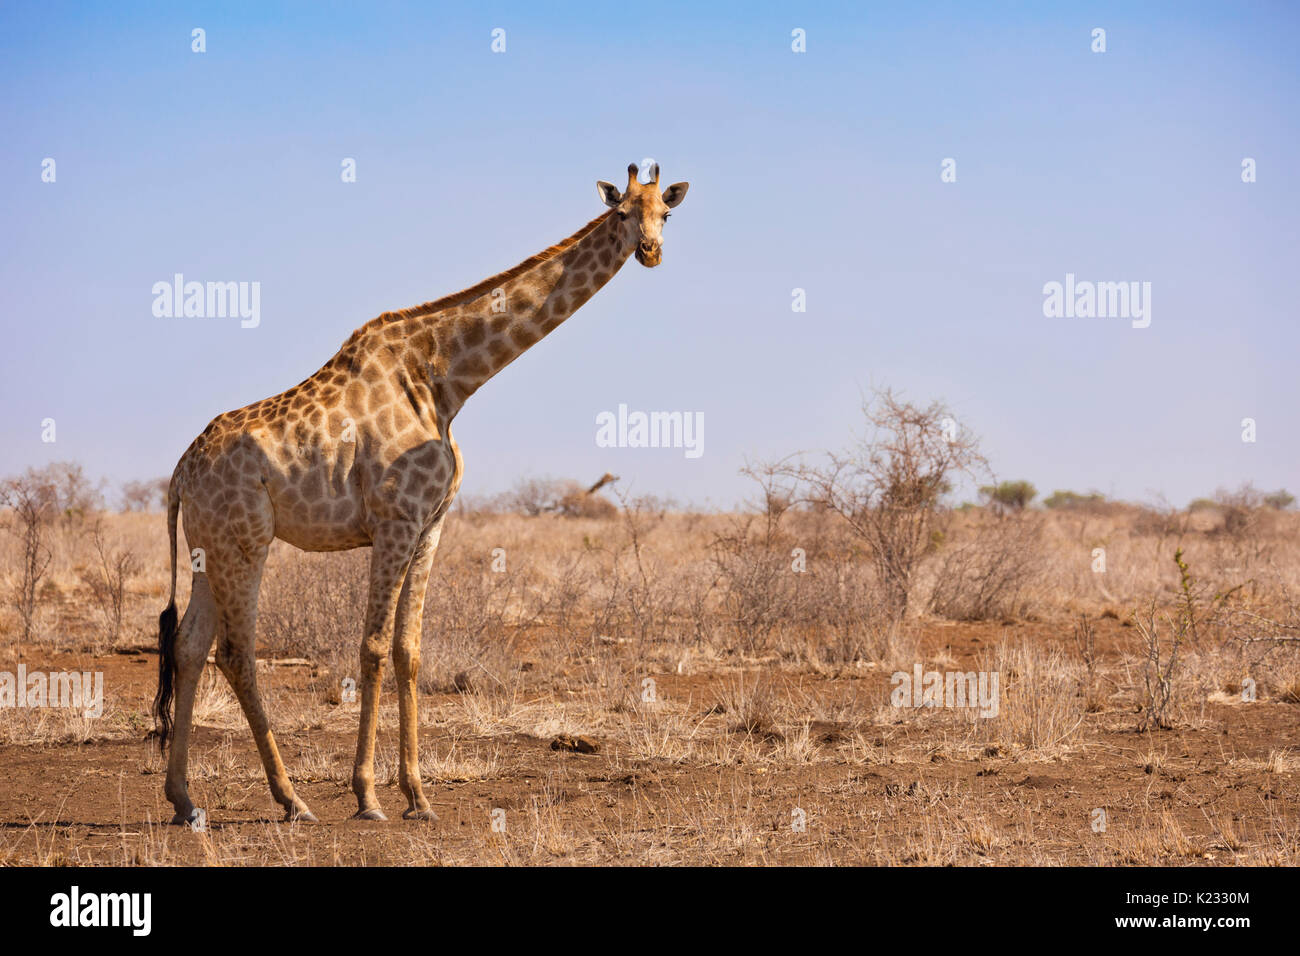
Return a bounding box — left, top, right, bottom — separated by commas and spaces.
169, 808, 206, 829
402, 807, 439, 823
352, 808, 388, 821
286, 808, 319, 823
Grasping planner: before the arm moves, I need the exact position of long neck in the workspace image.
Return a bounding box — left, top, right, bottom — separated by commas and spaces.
413, 211, 633, 417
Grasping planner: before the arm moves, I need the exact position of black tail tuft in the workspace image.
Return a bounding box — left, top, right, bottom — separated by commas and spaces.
153, 602, 178, 754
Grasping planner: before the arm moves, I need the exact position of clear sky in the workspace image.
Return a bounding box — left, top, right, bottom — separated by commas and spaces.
2, 1, 1296, 509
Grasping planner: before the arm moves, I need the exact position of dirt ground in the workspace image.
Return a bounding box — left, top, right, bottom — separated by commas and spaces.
2, 617, 1297, 866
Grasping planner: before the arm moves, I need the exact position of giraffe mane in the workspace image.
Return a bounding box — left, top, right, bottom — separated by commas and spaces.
356, 209, 614, 334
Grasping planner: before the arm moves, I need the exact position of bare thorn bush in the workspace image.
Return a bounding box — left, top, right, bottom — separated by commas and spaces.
928, 512, 1044, 621
78, 518, 141, 649
774, 389, 987, 622
1, 472, 57, 646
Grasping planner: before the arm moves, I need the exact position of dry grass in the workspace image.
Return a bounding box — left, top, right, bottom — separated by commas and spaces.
1, 495, 1299, 865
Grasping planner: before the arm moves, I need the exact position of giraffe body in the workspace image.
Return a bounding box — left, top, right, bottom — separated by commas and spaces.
153, 164, 688, 823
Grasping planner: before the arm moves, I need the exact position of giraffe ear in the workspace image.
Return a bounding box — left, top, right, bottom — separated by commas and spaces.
596, 181, 622, 208
662, 182, 689, 208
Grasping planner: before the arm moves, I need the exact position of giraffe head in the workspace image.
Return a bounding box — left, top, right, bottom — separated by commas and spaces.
596, 163, 689, 268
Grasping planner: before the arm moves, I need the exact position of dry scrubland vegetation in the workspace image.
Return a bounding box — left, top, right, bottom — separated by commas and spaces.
1, 394, 1298, 866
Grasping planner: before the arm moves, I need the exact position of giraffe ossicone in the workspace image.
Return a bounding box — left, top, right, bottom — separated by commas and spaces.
152, 163, 689, 824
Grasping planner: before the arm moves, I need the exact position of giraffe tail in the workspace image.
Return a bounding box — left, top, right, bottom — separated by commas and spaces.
153, 471, 182, 754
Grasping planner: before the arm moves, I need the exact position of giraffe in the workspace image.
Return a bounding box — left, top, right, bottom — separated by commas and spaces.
583, 472, 620, 497
555, 472, 620, 518
153, 163, 689, 824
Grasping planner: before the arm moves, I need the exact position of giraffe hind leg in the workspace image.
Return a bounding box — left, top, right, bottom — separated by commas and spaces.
164, 574, 218, 825
208, 540, 318, 823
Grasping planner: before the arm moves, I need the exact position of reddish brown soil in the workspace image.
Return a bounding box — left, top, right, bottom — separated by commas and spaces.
2, 621, 1297, 866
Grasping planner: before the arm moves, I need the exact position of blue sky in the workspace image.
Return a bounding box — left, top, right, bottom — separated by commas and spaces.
2, 1, 1296, 509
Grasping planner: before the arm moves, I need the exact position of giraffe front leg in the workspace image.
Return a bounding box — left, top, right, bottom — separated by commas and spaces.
351, 520, 421, 821
393, 520, 443, 821
393, 636, 434, 821
351, 634, 389, 820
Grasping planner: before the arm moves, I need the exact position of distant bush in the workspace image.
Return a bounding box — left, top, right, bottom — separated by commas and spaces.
1043, 489, 1106, 511
497, 474, 619, 519
1264, 489, 1295, 511
1213, 484, 1263, 538
2, 462, 103, 525
1134, 505, 1189, 538
120, 477, 169, 512
498, 476, 566, 516
1185, 485, 1291, 526
979, 480, 1037, 513
555, 482, 617, 519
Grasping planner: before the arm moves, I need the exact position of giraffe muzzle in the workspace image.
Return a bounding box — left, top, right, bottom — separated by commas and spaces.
635, 240, 662, 267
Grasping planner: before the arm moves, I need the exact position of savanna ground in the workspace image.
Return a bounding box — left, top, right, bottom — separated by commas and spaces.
2, 458, 1298, 868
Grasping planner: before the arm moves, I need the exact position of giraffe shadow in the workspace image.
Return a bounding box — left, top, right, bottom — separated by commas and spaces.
0, 817, 288, 830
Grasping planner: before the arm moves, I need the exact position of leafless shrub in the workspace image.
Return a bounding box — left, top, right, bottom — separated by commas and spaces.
1129, 549, 1208, 731
1132, 599, 1183, 731
420, 553, 539, 691
497, 476, 567, 517
589, 492, 682, 646
710, 465, 807, 654
1204, 565, 1300, 700
1072, 614, 1106, 711
30, 461, 103, 530
1, 471, 57, 645
77, 518, 141, 648
928, 513, 1044, 621
802, 551, 889, 664
120, 477, 169, 513
775, 389, 987, 621
1213, 483, 1263, 539
1200, 484, 1279, 578
258, 548, 368, 677
448, 491, 502, 518
1133, 495, 1191, 543
528, 551, 597, 641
